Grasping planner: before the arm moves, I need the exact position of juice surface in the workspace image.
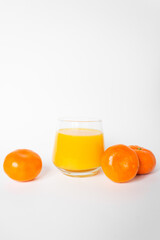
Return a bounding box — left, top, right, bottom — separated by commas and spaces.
53, 128, 104, 171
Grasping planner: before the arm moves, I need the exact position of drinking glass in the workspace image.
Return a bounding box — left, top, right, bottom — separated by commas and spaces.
53, 119, 104, 177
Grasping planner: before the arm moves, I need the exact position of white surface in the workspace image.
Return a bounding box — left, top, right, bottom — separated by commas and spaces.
0, 0, 160, 239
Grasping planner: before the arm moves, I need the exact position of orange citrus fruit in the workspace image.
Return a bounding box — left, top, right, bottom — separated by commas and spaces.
129, 145, 156, 174
3, 149, 42, 181
101, 144, 139, 183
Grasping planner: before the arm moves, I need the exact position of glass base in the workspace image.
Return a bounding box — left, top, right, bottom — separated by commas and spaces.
57, 167, 100, 177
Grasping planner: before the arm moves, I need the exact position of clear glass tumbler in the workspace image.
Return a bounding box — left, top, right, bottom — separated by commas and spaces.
53, 119, 104, 177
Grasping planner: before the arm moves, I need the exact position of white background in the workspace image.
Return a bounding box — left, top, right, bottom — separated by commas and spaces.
0, 0, 160, 239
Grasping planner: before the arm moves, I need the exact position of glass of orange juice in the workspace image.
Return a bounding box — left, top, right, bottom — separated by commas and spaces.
53, 119, 104, 177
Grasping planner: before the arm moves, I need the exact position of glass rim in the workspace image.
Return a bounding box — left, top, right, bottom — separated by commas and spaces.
58, 118, 102, 123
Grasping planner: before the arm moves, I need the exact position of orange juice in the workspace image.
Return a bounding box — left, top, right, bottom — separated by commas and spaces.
53, 128, 104, 171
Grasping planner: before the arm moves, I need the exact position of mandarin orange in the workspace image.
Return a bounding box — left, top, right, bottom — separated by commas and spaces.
3, 149, 42, 181
101, 144, 139, 183
129, 145, 156, 174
